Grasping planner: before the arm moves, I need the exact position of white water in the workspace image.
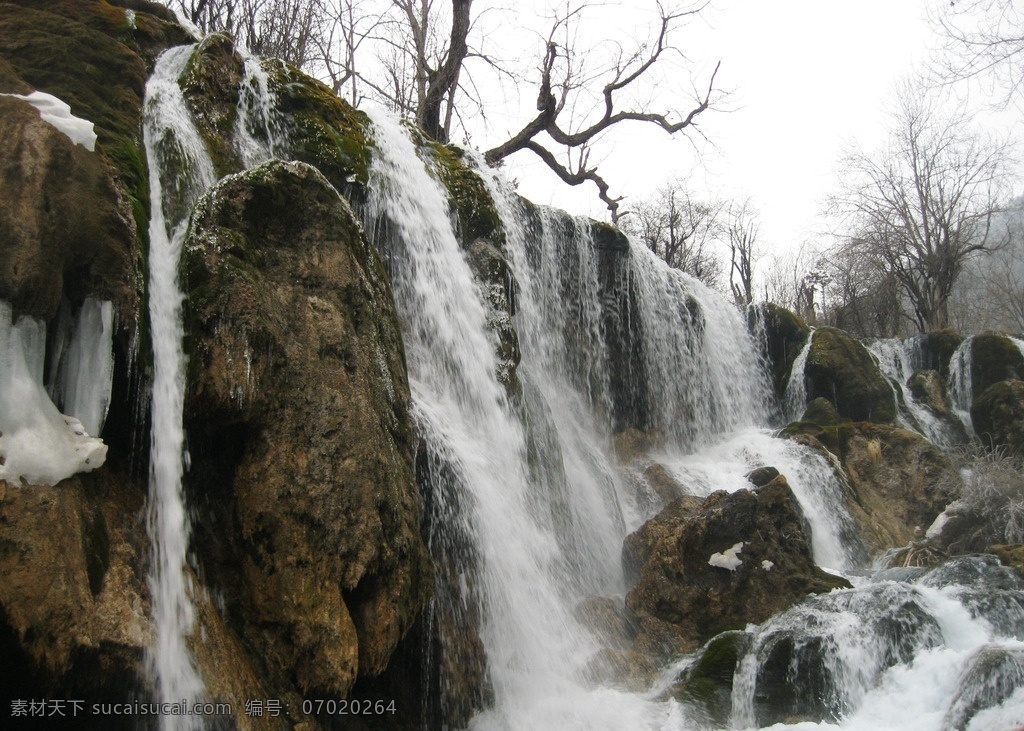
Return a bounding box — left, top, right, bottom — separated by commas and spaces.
783, 332, 813, 423
143, 44, 216, 726
728, 557, 1024, 731
868, 337, 962, 448
234, 53, 285, 167
947, 337, 976, 437
654, 429, 865, 571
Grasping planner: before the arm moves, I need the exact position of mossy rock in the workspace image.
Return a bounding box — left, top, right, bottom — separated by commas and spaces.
971, 333, 1024, 399
670, 631, 752, 724
751, 303, 811, 398
801, 396, 843, 426
918, 329, 964, 378
971, 379, 1024, 454
0, 0, 189, 327
178, 32, 245, 176
422, 140, 502, 245
805, 327, 895, 423
268, 59, 373, 202
990, 544, 1024, 577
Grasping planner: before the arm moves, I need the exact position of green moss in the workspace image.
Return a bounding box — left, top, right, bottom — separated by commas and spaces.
805, 327, 895, 423
972, 333, 1024, 398
422, 140, 503, 245
178, 33, 244, 177
269, 61, 373, 200
918, 328, 964, 377
990, 544, 1024, 577
671, 631, 751, 724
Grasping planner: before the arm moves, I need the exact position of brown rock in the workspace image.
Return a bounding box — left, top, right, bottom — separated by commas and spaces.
183, 160, 431, 696
624, 477, 849, 660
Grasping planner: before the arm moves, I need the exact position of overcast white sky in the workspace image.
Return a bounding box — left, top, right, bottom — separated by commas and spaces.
494, 0, 1023, 258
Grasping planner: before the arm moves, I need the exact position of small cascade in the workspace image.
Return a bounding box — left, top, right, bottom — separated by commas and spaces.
656, 430, 866, 571
142, 44, 217, 726
234, 52, 285, 167
729, 556, 1024, 731
868, 337, 962, 447
783, 331, 814, 422
629, 245, 772, 447
948, 336, 976, 436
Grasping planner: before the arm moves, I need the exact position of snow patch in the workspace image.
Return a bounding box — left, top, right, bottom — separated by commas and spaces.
709, 541, 744, 571
761, 559, 775, 571
1, 91, 97, 151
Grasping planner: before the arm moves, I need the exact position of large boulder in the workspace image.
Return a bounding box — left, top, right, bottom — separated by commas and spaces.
972, 379, 1024, 454
0, 472, 149, 716
803, 327, 895, 423
182, 160, 431, 698
624, 475, 849, 659
971, 333, 1024, 398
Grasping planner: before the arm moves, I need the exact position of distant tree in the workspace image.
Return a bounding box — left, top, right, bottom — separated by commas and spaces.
948, 198, 1024, 332
726, 199, 760, 306
817, 237, 905, 337
762, 242, 825, 324
621, 181, 725, 286
829, 82, 1014, 332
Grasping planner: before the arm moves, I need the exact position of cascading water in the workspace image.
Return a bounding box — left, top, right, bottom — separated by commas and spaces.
948, 336, 976, 436
728, 556, 1024, 731
868, 337, 964, 447
234, 52, 285, 167
142, 44, 217, 726
783, 331, 814, 423
364, 110, 656, 731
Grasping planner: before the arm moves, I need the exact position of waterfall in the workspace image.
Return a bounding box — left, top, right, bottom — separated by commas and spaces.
783, 331, 814, 422
142, 44, 216, 726
948, 336, 975, 436
234, 52, 285, 168
868, 337, 962, 447
365, 111, 672, 730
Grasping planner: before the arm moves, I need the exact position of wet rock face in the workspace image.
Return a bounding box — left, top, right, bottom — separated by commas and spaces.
183, 160, 431, 697
804, 327, 895, 423
0, 94, 135, 321
623, 476, 850, 659
972, 379, 1024, 454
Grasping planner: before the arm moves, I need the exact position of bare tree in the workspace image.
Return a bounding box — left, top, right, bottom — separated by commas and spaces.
829, 81, 1014, 332
816, 237, 905, 337
762, 241, 825, 323
931, 0, 1024, 106
483, 2, 720, 222
621, 180, 725, 286
726, 199, 760, 306
165, 0, 721, 221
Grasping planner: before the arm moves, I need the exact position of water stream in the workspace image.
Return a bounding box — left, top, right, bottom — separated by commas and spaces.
143, 44, 216, 728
